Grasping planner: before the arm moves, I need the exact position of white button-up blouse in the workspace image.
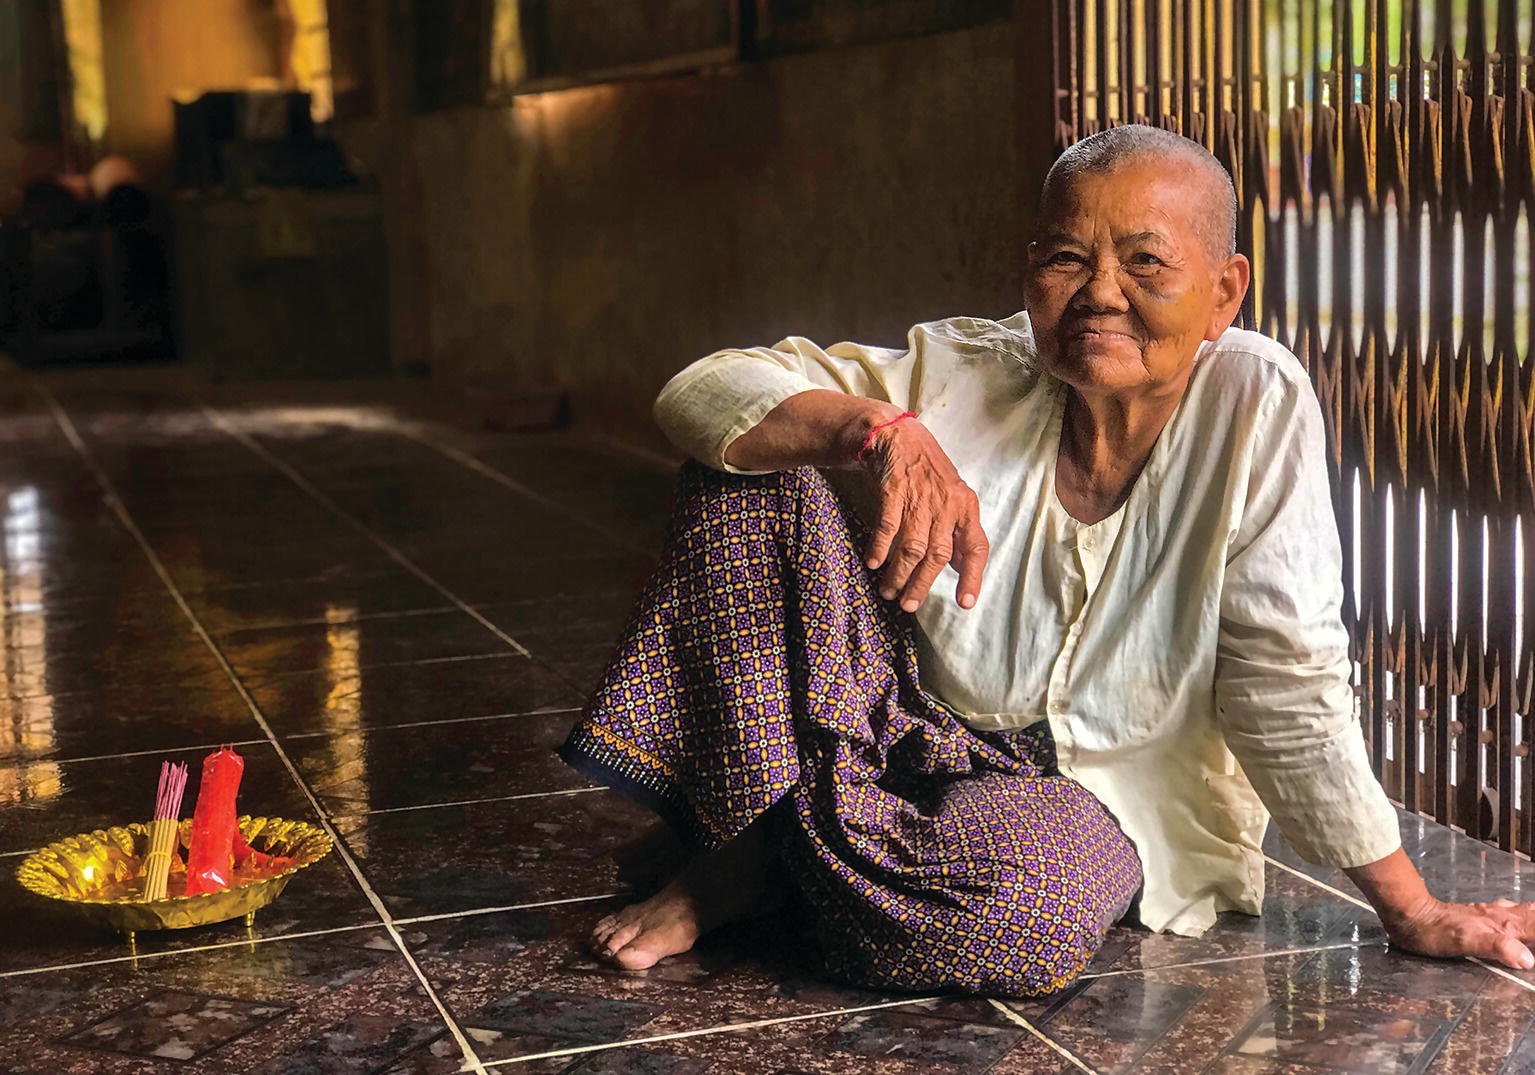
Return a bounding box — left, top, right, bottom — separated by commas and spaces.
651, 309, 1403, 936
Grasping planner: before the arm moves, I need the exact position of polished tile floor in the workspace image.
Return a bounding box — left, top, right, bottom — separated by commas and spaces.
3, 368, 1535, 1074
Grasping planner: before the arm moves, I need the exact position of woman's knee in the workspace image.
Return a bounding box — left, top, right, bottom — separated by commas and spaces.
991, 829, 1141, 994
671, 460, 830, 536
680, 458, 825, 497
1000, 885, 1121, 992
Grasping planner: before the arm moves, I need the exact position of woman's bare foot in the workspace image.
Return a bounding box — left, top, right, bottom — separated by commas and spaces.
590, 875, 710, 969
589, 814, 784, 970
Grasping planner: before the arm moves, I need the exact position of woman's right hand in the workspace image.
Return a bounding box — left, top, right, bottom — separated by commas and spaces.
722, 390, 988, 610
859, 415, 989, 613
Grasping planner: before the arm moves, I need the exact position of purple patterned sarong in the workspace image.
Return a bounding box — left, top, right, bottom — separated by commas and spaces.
557, 461, 1143, 997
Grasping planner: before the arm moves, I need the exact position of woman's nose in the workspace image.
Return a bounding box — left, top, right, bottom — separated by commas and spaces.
1072, 265, 1131, 312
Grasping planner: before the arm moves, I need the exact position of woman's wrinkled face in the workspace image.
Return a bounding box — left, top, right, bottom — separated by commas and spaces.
1023, 160, 1248, 399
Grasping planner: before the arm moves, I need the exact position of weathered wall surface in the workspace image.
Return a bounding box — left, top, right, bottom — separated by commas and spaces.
0, 0, 67, 213
355, 21, 1023, 444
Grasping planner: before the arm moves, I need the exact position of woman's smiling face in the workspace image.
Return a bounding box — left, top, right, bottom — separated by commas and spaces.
1023, 159, 1250, 399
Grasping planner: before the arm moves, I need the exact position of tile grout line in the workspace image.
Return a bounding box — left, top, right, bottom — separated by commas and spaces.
206, 586, 638, 636
215, 604, 461, 632
0, 893, 624, 980
1079, 939, 1380, 980
476, 996, 944, 1071
2, 647, 532, 714
3, 783, 611, 862
282, 706, 581, 739
0, 921, 383, 979
1263, 853, 1535, 995
581, 431, 682, 474
394, 892, 620, 926
2, 737, 271, 768
0, 706, 581, 771
193, 400, 533, 659
37, 384, 490, 1075
388, 422, 654, 558
240, 651, 526, 686
985, 999, 1099, 1073
1261, 856, 1371, 909
4, 772, 600, 857
284, 651, 528, 672
331, 786, 603, 820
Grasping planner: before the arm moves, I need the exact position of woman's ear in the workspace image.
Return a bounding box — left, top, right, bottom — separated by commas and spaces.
1205, 253, 1252, 339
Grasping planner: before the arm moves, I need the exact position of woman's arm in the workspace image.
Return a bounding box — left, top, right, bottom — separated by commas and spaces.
652, 335, 916, 475
722, 387, 904, 472
1215, 377, 1535, 969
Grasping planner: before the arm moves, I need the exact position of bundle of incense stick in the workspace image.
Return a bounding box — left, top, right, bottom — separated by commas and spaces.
142, 761, 188, 901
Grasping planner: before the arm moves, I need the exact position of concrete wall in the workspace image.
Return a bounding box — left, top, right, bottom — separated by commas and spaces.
338, 18, 1026, 447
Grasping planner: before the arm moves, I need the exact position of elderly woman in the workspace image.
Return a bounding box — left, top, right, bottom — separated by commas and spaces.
557, 124, 1535, 996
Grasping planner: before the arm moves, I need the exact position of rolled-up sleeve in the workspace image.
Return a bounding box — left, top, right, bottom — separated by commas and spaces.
1213, 379, 1402, 868
652, 336, 921, 474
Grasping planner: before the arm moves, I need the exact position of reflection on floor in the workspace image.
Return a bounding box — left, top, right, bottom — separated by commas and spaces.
2, 368, 1534, 1074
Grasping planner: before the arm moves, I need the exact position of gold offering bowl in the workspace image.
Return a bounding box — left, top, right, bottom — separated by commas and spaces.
15, 815, 332, 942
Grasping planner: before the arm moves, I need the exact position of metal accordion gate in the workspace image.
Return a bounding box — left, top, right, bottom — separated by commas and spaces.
1039, 0, 1533, 855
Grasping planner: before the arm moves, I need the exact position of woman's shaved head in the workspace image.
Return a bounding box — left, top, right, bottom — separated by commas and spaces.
1023, 122, 1253, 399
1036, 124, 1238, 270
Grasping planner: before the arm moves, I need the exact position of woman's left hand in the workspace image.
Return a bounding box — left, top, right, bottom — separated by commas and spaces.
1344, 847, 1535, 970
1382, 896, 1535, 970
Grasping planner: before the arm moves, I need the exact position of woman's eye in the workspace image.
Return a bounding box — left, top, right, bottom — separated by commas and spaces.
1049, 252, 1083, 264
1130, 253, 1163, 266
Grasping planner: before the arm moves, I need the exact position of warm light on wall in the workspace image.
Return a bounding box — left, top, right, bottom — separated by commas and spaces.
508, 80, 623, 129
491, 0, 529, 90
60, 0, 107, 143
282, 0, 334, 122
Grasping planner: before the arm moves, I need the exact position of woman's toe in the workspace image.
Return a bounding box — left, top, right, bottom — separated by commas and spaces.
613, 939, 666, 970
604, 921, 643, 956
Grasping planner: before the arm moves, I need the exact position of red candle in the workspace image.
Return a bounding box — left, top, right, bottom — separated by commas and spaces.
184, 746, 244, 895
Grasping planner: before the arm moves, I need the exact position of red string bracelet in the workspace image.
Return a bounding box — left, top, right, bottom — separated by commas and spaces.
856, 411, 917, 461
